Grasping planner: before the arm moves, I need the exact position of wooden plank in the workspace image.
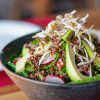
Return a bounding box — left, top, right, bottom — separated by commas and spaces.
0, 91, 29, 100
0, 84, 20, 95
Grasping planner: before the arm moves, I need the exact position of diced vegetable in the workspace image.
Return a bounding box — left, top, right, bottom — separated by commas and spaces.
56, 58, 64, 70
13, 56, 22, 65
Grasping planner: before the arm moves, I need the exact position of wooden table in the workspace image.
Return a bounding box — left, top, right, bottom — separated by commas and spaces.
0, 84, 29, 100
0, 8, 100, 100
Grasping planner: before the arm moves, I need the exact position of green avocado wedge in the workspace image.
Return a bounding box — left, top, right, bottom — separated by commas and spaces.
62, 30, 73, 42
16, 54, 30, 73
22, 46, 29, 56
82, 40, 100, 64
66, 42, 87, 82
69, 74, 100, 84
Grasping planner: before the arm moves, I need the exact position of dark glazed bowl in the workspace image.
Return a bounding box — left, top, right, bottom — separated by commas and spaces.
0, 32, 100, 100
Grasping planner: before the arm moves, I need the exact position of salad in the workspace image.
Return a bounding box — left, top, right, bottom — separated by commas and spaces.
7, 10, 100, 84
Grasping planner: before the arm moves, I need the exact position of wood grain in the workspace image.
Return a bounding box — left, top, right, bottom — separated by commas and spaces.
0, 84, 19, 95
0, 91, 29, 100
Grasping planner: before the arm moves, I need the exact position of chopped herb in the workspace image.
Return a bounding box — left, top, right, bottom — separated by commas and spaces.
38, 74, 44, 80
45, 36, 51, 41
55, 71, 63, 75
55, 52, 60, 62
7, 61, 16, 72
92, 64, 100, 74
42, 62, 54, 70
32, 39, 40, 45
19, 70, 28, 77
25, 61, 34, 72
55, 67, 66, 75
61, 66, 66, 73
61, 42, 66, 50
10, 55, 18, 62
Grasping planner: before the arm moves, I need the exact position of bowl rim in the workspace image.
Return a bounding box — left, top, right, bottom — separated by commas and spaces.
1, 30, 100, 88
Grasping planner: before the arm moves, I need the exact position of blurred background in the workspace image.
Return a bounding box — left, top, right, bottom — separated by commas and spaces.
0, 0, 100, 19
0, 0, 100, 29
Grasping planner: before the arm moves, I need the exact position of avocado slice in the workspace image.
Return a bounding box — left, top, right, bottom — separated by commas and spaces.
22, 46, 29, 56
82, 40, 100, 64
69, 74, 100, 84
62, 30, 73, 42
66, 42, 86, 82
16, 54, 30, 73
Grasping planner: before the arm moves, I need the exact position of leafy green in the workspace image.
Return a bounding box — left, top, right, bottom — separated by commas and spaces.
7, 61, 16, 72
19, 70, 29, 77
61, 66, 66, 73
55, 52, 60, 62
25, 61, 34, 72
42, 62, 54, 70
45, 36, 51, 41
92, 64, 100, 74
55, 71, 63, 75
10, 55, 18, 62
55, 66, 66, 75
69, 75, 100, 84
8, 60, 29, 77
32, 39, 40, 45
